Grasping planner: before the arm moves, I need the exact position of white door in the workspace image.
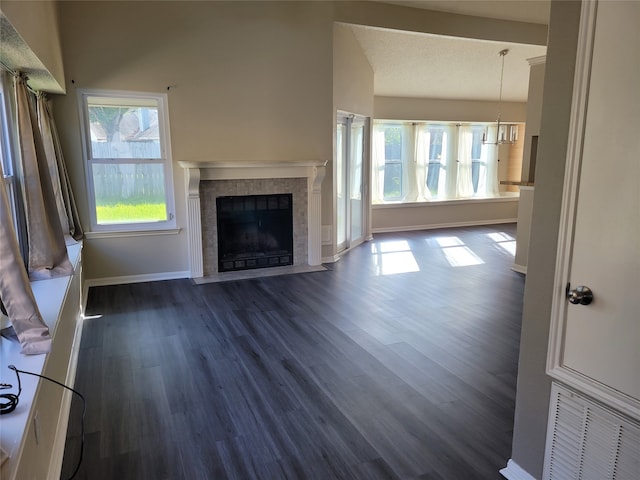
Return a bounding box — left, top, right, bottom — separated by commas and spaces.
336, 113, 367, 253
548, 0, 640, 420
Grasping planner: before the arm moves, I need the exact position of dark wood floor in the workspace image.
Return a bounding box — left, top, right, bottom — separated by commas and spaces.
62, 224, 524, 480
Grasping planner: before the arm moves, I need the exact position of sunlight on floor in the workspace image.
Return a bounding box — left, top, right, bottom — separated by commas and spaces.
486, 232, 514, 242
435, 236, 465, 247
371, 241, 420, 275
486, 232, 517, 256
434, 236, 485, 267
442, 246, 484, 267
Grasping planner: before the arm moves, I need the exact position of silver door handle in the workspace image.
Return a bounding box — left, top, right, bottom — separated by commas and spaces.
566, 285, 594, 305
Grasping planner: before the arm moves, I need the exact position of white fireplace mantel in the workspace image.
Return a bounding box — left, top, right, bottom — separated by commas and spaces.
178, 160, 327, 278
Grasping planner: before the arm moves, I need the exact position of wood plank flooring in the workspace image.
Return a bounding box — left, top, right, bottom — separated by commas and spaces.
61, 224, 525, 480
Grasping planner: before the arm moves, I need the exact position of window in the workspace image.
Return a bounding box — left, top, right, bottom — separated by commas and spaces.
79, 90, 176, 231
0, 72, 25, 256
372, 120, 515, 204
382, 125, 403, 200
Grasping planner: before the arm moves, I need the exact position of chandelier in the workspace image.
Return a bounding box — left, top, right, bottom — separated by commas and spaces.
483, 49, 518, 145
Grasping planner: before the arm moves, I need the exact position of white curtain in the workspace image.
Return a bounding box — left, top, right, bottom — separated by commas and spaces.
478, 125, 500, 197
456, 125, 474, 198
371, 125, 386, 204
401, 123, 417, 202
440, 125, 454, 199
415, 125, 431, 202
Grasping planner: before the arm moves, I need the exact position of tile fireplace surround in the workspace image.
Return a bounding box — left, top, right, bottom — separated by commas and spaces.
178, 160, 327, 279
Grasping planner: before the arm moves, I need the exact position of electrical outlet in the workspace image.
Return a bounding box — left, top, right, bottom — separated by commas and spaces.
32, 411, 41, 445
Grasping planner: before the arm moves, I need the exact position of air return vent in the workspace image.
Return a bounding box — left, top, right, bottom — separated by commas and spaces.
543, 383, 640, 480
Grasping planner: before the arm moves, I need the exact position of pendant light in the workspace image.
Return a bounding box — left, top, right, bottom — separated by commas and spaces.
483, 49, 518, 145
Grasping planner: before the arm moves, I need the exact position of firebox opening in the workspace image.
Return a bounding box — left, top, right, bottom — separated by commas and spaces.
216, 194, 293, 272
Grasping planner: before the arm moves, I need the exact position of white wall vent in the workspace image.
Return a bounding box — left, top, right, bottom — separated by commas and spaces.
544, 383, 640, 480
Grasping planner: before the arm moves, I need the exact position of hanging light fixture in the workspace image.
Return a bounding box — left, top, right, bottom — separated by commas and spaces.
483, 49, 518, 145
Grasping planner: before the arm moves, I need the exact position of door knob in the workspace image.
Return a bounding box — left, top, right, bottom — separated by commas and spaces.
566, 285, 593, 305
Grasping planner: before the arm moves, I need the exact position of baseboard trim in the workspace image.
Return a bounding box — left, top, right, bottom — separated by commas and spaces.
85, 270, 190, 288
322, 255, 341, 264
512, 263, 528, 274
500, 459, 537, 480
371, 218, 517, 234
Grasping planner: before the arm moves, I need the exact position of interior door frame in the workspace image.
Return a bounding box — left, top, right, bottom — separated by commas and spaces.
546, 0, 640, 421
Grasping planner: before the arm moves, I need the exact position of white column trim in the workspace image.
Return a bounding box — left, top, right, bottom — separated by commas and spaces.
308, 165, 326, 266
184, 167, 203, 278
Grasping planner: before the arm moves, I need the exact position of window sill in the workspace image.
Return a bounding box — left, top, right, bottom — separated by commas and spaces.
373, 193, 519, 209
0, 242, 82, 477
84, 227, 181, 239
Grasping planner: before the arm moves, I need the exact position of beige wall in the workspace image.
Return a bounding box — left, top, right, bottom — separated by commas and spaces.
505, 131, 525, 191
54, 0, 335, 281
510, 1, 583, 477
372, 197, 518, 233
333, 24, 374, 118
521, 60, 546, 182
1, 0, 65, 92
375, 96, 527, 123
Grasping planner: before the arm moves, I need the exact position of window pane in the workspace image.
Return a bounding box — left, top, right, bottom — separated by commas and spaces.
87, 97, 161, 159
384, 126, 402, 160
92, 163, 167, 224
472, 161, 481, 192
426, 163, 440, 195
428, 127, 444, 161
384, 163, 402, 199
384, 126, 403, 199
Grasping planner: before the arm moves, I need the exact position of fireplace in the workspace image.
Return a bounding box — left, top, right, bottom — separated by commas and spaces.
217, 194, 293, 272
178, 159, 326, 279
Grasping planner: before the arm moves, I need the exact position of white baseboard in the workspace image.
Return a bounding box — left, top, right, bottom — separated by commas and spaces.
512, 263, 528, 274
321, 255, 341, 264
85, 270, 190, 289
371, 218, 517, 234
500, 459, 537, 480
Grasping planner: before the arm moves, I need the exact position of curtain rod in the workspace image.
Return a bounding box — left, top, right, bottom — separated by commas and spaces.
0, 61, 41, 96
0, 60, 17, 76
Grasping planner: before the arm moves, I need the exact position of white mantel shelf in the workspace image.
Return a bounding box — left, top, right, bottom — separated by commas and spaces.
178, 160, 327, 279
178, 160, 327, 180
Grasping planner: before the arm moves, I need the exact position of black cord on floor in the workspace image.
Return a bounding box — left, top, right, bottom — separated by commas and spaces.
0, 365, 85, 480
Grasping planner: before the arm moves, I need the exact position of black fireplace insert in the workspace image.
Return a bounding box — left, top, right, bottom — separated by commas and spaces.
216, 194, 293, 272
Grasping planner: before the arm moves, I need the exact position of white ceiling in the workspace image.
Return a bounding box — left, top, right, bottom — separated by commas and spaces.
347, 25, 547, 101
351, 1, 549, 101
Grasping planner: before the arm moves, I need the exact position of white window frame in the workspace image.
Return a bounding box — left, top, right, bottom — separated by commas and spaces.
0, 73, 24, 249
78, 89, 176, 233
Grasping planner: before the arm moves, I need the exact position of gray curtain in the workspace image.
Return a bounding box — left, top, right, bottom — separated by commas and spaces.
0, 160, 51, 354
37, 93, 84, 242
14, 74, 73, 280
